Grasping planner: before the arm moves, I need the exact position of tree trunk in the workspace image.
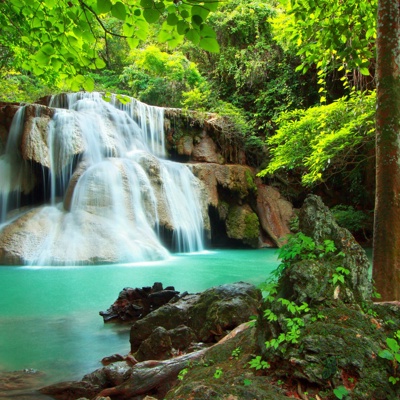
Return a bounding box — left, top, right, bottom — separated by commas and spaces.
372, 0, 400, 300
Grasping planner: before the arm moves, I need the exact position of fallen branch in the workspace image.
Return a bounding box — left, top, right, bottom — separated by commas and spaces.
96, 322, 250, 399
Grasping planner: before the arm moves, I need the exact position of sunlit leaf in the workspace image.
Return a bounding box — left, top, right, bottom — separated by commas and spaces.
94, 57, 106, 69
199, 37, 220, 53
111, 2, 126, 20
127, 37, 139, 48
97, 0, 112, 14
83, 76, 95, 92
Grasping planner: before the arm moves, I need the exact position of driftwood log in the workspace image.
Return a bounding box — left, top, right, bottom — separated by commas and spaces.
95, 322, 250, 399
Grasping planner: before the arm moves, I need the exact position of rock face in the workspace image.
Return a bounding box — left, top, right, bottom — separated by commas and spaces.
256, 195, 400, 400
256, 184, 293, 247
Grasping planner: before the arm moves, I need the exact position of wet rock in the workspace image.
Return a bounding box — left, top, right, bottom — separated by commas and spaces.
39, 380, 101, 400
130, 282, 261, 355
99, 282, 180, 323
0, 369, 46, 392
135, 326, 173, 362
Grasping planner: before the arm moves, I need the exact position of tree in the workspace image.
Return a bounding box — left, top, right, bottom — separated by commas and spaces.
272, 0, 377, 98
0, 0, 220, 90
372, 0, 400, 301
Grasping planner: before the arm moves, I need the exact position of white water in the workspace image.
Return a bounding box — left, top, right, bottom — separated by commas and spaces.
0, 93, 205, 265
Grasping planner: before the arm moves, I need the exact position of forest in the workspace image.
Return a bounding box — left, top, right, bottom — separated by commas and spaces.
0, 0, 400, 398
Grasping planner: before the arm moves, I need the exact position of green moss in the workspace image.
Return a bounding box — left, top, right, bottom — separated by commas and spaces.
244, 213, 260, 241
245, 169, 257, 194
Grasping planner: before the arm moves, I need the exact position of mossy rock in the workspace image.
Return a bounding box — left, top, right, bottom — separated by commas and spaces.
165, 325, 291, 400
225, 204, 260, 247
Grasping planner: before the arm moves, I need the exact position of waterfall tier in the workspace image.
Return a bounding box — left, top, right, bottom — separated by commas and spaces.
0, 92, 207, 265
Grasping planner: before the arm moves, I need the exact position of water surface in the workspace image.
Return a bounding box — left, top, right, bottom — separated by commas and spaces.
0, 249, 278, 386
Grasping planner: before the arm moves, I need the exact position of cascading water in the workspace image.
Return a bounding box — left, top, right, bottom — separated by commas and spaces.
0, 92, 206, 265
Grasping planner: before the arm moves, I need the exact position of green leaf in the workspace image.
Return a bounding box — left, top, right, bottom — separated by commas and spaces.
360, 67, 370, 76
378, 349, 394, 360
192, 5, 210, 21
177, 20, 189, 35
200, 25, 216, 38
180, 9, 190, 19
127, 37, 139, 48
34, 50, 50, 66
203, 0, 219, 12
191, 15, 203, 26
83, 76, 95, 92
333, 386, 348, 399
199, 37, 220, 53
185, 29, 200, 45
42, 43, 55, 56
51, 58, 63, 71
111, 2, 127, 20
166, 13, 179, 26
387, 338, 400, 353
140, 0, 153, 7
94, 57, 106, 69
97, 0, 112, 14
123, 23, 135, 37
143, 8, 159, 23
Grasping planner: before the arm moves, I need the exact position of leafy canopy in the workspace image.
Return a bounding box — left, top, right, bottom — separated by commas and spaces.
258, 91, 376, 186
272, 0, 377, 93
0, 0, 220, 90
119, 45, 207, 107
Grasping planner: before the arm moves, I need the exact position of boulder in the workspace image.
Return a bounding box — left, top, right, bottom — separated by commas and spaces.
224, 204, 260, 247
130, 282, 261, 354
99, 282, 180, 323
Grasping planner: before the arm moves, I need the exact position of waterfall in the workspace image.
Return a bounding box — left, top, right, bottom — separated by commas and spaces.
0, 106, 29, 223
0, 92, 205, 265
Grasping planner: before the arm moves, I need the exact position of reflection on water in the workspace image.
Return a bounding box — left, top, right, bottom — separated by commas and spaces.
0, 249, 279, 388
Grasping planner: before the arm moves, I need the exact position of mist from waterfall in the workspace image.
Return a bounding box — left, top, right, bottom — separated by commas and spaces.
0, 92, 205, 265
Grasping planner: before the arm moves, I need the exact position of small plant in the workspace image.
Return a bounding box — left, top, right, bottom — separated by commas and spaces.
214, 367, 223, 379
231, 347, 241, 360
177, 367, 188, 381
333, 385, 349, 399
276, 379, 284, 385
330, 266, 350, 285
378, 330, 400, 384
248, 355, 270, 370
243, 378, 252, 386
